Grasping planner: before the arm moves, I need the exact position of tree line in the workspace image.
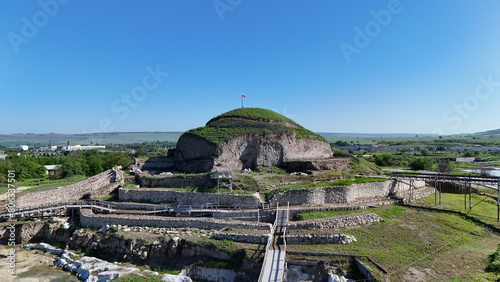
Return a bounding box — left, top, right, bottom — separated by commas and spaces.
0, 150, 134, 182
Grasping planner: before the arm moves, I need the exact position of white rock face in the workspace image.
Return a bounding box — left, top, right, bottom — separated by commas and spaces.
287, 265, 311, 281
176, 132, 332, 172
328, 274, 355, 282
161, 274, 193, 282
24, 243, 142, 282
216, 133, 333, 170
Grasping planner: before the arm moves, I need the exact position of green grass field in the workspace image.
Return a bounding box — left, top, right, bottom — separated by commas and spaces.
325, 134, 500, 147
290, 191, 500, 281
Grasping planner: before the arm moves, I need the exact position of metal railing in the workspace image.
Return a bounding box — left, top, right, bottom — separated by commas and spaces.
0, 199, 118, 219
258, 202, 290, 282
392, 172, 500, 184
258, 203, 279, 282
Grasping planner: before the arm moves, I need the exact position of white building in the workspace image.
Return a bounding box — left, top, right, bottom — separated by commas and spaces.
44, 165, 62, 175
57, 145, 106, 151
19, 145, 29, 151
40, 146, 58, 151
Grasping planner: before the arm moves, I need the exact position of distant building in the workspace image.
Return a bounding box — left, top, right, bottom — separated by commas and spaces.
371, 144, 388, 151
44, 165, 62, 176
57, 145, 106, 151
0, 151, 7, 159
19, 145, 29, 151
40, 146, 58, 151
448, 157, 476, 163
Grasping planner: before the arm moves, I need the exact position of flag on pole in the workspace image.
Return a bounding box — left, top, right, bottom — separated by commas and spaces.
241, 93, 246, 108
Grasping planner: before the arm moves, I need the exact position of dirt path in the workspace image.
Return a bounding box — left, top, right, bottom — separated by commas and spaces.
0, 246, 78, 282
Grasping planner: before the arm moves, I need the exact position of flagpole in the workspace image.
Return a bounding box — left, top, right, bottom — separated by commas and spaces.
241, 95, 243, 108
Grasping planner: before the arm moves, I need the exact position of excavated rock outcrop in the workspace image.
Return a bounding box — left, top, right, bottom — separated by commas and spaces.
175, 108, 333, 172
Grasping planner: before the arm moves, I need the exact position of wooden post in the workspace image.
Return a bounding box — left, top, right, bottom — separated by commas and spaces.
409, 177, 413, 202
434, 175, 437, 206
217, 178, 220, 206
439, 182, 442, 205
469, 182, 471, 209
464, 181, 467, 210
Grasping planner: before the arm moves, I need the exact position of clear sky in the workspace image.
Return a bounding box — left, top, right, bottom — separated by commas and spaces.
1, 0, 500, 135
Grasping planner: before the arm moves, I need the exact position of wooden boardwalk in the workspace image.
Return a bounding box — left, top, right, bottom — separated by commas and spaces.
259, 208, 288, 282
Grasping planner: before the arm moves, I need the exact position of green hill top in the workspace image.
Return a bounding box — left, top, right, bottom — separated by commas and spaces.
185, 108, 326, 144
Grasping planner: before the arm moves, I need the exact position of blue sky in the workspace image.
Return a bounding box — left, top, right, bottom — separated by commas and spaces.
1, 0, 500, 135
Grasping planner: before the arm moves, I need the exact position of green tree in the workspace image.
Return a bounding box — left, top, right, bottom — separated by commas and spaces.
374, 154, 393, 166
103, 152, 131, 169
61, 157, 84, 177
85, 155, 104, 176
437, 158, 452, 173
409, 158, 432, 171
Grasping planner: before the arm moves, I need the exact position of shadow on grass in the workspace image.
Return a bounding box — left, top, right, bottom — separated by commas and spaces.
402, 204, 500, 234
249, 242, 266, 260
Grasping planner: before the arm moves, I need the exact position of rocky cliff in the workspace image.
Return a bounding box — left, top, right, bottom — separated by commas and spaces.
175, 108, 333, 172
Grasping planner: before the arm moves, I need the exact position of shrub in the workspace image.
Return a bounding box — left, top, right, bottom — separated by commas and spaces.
487, 245, 500, 273
409, 158, 432, 171
374, 154, 393, 166
332, 148, 351, 158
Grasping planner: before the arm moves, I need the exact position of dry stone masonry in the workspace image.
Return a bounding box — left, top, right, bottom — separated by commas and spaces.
79, 209, 271, 231
137, 173, 215, 189
17, 168, 123, 209
288, 212, 383, 230
119, 188, 263, 206
286, 233, 356, 245
270, 180, 425, 206
212, 232, 269, 244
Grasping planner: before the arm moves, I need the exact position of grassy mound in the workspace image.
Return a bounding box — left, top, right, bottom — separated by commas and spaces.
208, 107, 298, 125
185, 108, 326, 144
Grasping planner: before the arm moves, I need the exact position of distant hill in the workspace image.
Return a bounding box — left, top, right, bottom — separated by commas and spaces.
476, 129, 500, 136
318, 133, 438, 138
0, 133, 85, 147
0, 132, 183, 147
0, 130, 451, 148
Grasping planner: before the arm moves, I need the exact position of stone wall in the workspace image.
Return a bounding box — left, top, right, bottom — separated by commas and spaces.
137, 174, 215, 189
270, 179, 425, 206
354, 258, 377, 282
119, 188, 263, 207
16, 169, 123, 209
133, 157, 175, 170
186, 265, 251, 282
286, 233, 356, 245
79, 209, 271, 231
212, 232, 269, 244
211, 232, 356, 245
281, 158, 351, 173
287, 212, 382, 230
